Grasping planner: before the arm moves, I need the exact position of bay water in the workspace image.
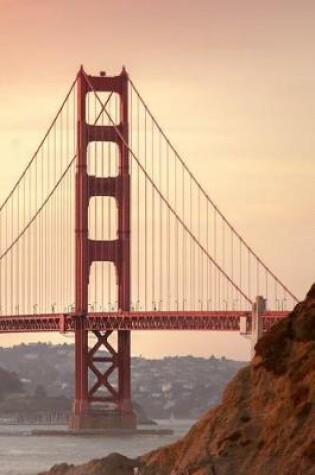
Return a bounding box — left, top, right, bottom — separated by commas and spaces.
0, 420, 195, 475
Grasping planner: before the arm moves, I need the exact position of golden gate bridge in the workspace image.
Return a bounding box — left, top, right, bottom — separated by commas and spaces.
0, 67, 298, 430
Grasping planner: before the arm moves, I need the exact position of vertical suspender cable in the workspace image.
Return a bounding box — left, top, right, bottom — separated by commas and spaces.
137, 92, 140, 309
166, 144, 170, 310
152, 117, 155, 309
175, 150, 178, 310
159, 129, 162, 309
144, 107, 147, 310
182, 164, 185, 310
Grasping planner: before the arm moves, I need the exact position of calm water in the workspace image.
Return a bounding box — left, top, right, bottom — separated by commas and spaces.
0, 420, 195, 475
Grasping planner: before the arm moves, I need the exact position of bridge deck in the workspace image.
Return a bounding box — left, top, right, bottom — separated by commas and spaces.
0, 310, 288, 334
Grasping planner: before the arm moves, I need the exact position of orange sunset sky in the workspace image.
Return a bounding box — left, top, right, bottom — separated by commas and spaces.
0, 0, 314, 360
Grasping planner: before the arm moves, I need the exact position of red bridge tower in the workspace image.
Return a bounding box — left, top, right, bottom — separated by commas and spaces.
69, 67, 136, 430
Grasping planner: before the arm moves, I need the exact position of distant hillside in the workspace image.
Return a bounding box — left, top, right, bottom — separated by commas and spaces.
0, 366, 24, 399
0, 343, 246, 419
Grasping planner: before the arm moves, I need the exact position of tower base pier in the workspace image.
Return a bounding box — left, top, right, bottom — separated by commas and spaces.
69, 410, 137, 432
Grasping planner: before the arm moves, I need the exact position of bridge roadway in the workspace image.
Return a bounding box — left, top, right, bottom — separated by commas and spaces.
0, 310, 288, 334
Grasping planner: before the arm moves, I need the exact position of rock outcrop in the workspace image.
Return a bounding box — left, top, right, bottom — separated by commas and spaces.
38, 453, 138, 475
141, 286, 315, 474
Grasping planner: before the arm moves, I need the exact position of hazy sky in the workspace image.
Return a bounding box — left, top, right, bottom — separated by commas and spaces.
0, 0, 314, 360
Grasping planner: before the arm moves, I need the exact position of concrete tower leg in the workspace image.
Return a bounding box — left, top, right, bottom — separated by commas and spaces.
251, 296, 266, 357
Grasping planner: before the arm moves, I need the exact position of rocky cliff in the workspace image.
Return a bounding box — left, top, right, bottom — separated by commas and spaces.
39, 285, 315, 475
